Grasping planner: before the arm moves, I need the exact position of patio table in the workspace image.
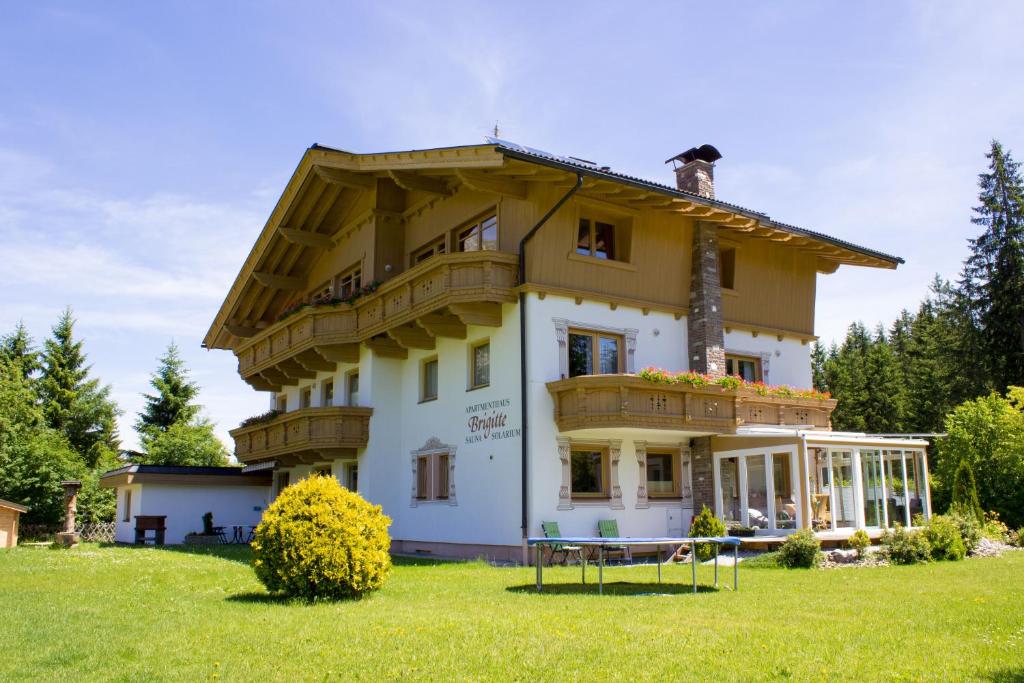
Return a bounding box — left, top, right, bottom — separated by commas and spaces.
526, 536, 742, 595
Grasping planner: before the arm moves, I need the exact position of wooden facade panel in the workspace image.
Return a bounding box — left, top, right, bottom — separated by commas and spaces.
721, 235, 818, 335
229, 407, 374, 463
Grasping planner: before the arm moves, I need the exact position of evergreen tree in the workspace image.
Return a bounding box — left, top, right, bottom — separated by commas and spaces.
950, 458, 984, 522
828, 322, 872, 432
0, 322, 41, 379
961, 140, 1024, 391
133, 342, 230, 467
810, 341, 828, 393
862, 325, 906, 433
37, 308, 121, 468
135, 342, 200, 438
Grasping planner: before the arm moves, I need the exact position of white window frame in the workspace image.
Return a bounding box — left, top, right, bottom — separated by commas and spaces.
713, 445, 801, 533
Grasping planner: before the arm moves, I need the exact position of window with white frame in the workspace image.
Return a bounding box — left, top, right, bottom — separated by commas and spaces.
337, 265, 362, 298
457, 213, 497, 252
421, 357, 438, 402
469, 340, 490, 389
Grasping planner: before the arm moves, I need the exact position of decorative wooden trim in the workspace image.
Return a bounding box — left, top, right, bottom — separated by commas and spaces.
410, 437, 457, 507
547, 374, 835, 434
523, 284, 688, 320
552, 318, 638, 379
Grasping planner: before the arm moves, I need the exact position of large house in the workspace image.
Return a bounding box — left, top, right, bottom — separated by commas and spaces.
203, 138, 931, 562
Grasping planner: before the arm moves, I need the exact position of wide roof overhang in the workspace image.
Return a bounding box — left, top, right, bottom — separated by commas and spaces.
203, 141, 904, 351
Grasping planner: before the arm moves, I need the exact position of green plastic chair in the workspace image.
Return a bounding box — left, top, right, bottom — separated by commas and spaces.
541, 521, 585, 567
597, 519, 632, 563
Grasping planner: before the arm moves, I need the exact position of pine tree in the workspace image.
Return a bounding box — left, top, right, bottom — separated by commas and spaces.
37, 308, 121, 468
829, 322, 872, 432
862, 325, 906, 433
135, 342, 200, 438
961, 140, 1024, 391
0, 322, 41, 379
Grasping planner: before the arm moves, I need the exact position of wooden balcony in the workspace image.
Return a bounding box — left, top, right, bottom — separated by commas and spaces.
546, 375, 835, 434
235, 252, 518, 390
229, 406, 373, 465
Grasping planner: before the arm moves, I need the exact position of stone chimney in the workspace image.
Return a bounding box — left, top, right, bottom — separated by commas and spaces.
666, 144, 722, 199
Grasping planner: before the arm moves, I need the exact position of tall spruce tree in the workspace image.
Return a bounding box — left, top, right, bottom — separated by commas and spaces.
134, 342, 230, 467
0, 322, 41, 380
961, 140, 1024, 391
135, 342, 200, 438
37, 308, 121, 469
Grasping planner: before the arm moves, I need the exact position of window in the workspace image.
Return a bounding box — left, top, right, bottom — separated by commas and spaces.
345, 464, 358, 492
300, 387, 312, 409
322, 380, 334, 407
415, 453, 450, 500
310, 279, 333, 304
576, 217, 617, 260
274, 471, 290, 499
719, 247, 736, 290
726, 354, 762, 382
470, 341, 490, 389
313, 465, 332, 477
275, 394, 287, 412
571, 448, 608, 497
412, 236, 447, 265
421, 358, 438, 401
568, 329, 623, 377
122, 489, 131, 523
457, 214, 498, 252
337, 265, 362, 298
646, 451, 681, 497
347, 371, 360, 407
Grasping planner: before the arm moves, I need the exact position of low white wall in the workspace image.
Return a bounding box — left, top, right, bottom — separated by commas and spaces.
115, 484, 269, 545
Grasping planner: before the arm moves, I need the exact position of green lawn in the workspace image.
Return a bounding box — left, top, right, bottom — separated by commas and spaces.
1, 545, 1023, 682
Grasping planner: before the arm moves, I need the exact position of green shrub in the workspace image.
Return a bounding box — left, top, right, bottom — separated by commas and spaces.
252, 476, 392, 600
1013, 528, 1024, 547
688, 505, 727, 561
947, 504, 982, 552
950, 459, 984, 523
981, 511, 1011, 543
777, 528, 822, 568
848, 529, 871, 558
882, 526, 932, 565
923, 515, 967, 561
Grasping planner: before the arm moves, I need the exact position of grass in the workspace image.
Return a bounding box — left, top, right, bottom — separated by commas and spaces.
1, 545, 1023, 681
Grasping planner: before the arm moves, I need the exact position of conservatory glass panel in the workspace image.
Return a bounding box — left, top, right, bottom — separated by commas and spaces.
746, 456, 769, 530
860, 449, 885, 528
883, 450, 908, 527
719, 457, 741, 526
829, 450, 856, 529
772, 452, 797, 530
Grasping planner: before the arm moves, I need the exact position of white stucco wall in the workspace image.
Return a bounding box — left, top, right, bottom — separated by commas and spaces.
525, 293, 695, 539
113, 483, 269, 545
724, 329, 813, 389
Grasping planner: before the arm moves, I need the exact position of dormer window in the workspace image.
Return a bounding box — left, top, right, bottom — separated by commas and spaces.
457, 214, 497, 252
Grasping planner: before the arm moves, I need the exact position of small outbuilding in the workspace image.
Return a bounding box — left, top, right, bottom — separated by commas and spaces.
0, 499, 29, 548
100, 465, 272, 545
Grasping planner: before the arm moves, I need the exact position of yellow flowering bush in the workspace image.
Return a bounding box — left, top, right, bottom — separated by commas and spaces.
252, 475, 392, 600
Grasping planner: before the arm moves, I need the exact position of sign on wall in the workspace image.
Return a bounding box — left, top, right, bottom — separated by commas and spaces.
465, 398, 520, 444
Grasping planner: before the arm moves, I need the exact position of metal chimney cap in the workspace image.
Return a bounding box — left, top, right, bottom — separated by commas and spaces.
665, 144, 722, 166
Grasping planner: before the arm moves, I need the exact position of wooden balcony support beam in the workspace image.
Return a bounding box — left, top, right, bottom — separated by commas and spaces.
449, 302, 502, 327
387, 323, 436, 350
277, 359, 316, 380
225, 323, 260, 338
365, 336, 408, 359
294, 349, 335, 372
418, 312, 467, 339
259, 367, 294, 387
315, 343, 360, 364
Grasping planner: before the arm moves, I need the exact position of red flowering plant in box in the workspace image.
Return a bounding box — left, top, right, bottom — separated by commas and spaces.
637, 367, 830, 401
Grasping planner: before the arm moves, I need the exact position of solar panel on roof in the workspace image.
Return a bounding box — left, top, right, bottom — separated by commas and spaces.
486, 136, 602, 169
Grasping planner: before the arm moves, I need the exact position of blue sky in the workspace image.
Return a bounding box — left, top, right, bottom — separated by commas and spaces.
2, 2, 1022, 451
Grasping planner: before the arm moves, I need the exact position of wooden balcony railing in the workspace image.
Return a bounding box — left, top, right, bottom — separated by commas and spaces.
229, 406, 373, 465
234, 252, 518, 390
546, 375, 835, 434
